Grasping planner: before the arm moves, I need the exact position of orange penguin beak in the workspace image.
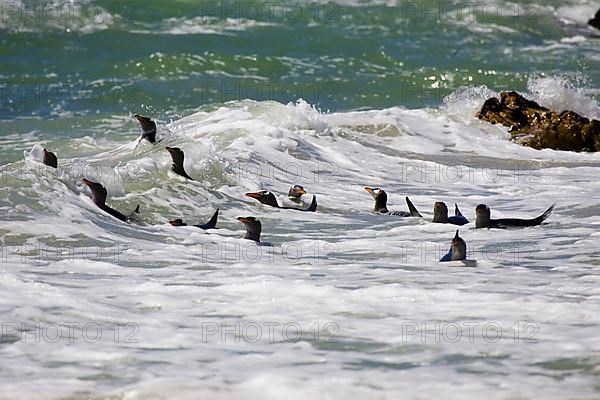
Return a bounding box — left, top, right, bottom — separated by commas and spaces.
237, 217, 251, 223
245, 192, 262, 199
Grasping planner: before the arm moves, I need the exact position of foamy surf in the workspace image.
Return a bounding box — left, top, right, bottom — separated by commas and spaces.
2, 73, 600, 399
2, 0, 600, 394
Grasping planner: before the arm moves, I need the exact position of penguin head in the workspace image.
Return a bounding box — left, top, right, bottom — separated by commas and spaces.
475, 204, 490, 215
42, 148, 58, 168
475, 204, 491, 227
237, 216, 262, 242
134, 114, 157, 143
450, 230, 467, 261
245, 191, 279, 207
364, 186, 382, 199
165, 147, 185, 164
237, 216, 258, 224
169, 218, 187, 227
433, 201, 449, 222
365, 187, 388, 213
288, 185, 306, 198
82, 179, 107, 205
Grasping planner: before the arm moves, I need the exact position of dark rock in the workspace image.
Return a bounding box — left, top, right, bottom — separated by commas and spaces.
477, 91, 548, 131
589, 9, 600, 30
476, 91, 600, 152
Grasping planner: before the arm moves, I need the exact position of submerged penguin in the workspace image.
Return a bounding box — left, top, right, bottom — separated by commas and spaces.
475, 204, 555, 229
245, 190, 317, 212
134, 114, 157, 144
432, 202, 469, 226
364, 187, 421, 217
81, 179, 139, 223
237, 216, 262, 242
165, 147, 193, 180
169, 209, 219, 230
42, 148, 58, 168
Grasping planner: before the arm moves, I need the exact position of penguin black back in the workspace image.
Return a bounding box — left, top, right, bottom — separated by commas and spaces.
43, 148, 58, 168
475, 204, 555, 229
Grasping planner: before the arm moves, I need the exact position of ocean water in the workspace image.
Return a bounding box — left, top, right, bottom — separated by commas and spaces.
1, 0, 600, 399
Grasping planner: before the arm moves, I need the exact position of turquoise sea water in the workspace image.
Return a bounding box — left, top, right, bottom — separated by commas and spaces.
1, 1, 598, 154
1, 1, 600, 399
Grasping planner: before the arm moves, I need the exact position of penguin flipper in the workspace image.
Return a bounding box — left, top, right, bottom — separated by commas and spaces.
405, 196, 422, 217
454, 203, 464, 217
197, 208, 219, 230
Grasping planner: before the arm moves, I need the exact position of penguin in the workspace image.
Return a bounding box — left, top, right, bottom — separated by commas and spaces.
364, 187, 421, 217
81, 179, 139, 223
439, 230, 476, 268
165, 147, 193, 180
245, 190, 317, 212
169, 209, 219, 230
440, 230, 467, 262
237, 216, 262, 242
432, 202, 469, 226
134, 114, 157, 144
475, 203, 555, 229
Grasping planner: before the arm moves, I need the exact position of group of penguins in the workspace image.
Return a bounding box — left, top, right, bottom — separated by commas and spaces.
37, 114, 556, 265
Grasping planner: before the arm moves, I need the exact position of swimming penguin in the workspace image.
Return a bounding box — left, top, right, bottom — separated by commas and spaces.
169, 209, 219, 230
134, 114, 157, 144
82, 179, 139, 223
165, 147, 193, 180
433, 202, 469, 226
245, 190, 317, 212
364, 187, 421, 217
42, 148, 58, 168
440, 230, 467, 262
237, 216, 262, 242
288, 185, 307, 203
475, 203, 555, 229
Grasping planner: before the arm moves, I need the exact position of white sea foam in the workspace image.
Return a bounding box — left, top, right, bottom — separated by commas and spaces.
527, 75, 600, 119
1, 77, 600, 398
0, 0, 114, 33
556, 1, 600, 25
